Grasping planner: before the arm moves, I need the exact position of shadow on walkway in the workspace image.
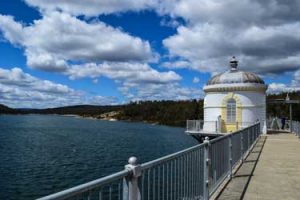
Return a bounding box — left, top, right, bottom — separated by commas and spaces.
216, 136, 267, 200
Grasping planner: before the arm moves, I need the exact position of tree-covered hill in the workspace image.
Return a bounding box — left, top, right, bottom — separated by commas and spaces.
1, 91, 299, 127
0, 104, 18, 114
118, 100, 203, 126
28, 105, 122, 116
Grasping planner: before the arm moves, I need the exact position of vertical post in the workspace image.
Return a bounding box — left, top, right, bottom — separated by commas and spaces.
255, 124, 258, 139
240, 131, 244, 163
203, 137, 210, 200
298, 122, 300, 138
248, 128, 250, 149
228, 135, 233, 178
186, 120, 189, 132
123, 157, 141, 200
255, 124, 257, 138
217, 115, 222, 133
290, 104, 293, 132
253, 125, 255, 142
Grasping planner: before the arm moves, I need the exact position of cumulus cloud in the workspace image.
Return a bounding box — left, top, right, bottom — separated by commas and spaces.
17, 0, 300, 76
25, 0, 158, 16
193, 77, 200, 83
0, 11, 194, 102
0, 12, 153, 71
2, 0, 300, 102
120, 82, 203, 102
65, 62, 199, 101
67, 62, 181, 83
0, 67, 118, 108
267, 68, 300, 94
163, 23, 300, 74
65, 62, 203, 101
267, 83, 300, 94
161, 60, 192, 69
161, 0, 300, 75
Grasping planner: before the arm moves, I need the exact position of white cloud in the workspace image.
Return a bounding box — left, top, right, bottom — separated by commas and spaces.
0, 68, 72, 93
267, 83, 300, 94
0, 67, 118, 108
0, 12, 153, 72
3, 0, 300, 102
0, 11, 196, 102
66, 62, 203, 101
163, 23, 300, 74
159, 0, 300, 76
67, 62, 181, 84
92, 79, 98, 84
121, 82, 204, 102
267, 69, 300, 94
161, 60, 191, 69
25, 0, 158, 16
193, 77, 200, 83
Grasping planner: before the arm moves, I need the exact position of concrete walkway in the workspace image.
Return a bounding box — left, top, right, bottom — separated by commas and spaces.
217, 133, 300, 200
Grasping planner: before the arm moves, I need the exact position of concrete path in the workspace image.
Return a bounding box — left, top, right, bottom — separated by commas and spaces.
216, 133, 300, 200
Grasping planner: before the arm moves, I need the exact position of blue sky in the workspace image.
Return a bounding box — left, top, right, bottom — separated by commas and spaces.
0, 0, 299, 108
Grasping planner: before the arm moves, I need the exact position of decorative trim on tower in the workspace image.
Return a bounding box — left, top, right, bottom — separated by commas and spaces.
221, 92, 242, 132
204, 83, 268, 93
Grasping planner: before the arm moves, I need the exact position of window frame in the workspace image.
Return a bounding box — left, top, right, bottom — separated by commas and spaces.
226, 98, 236, 123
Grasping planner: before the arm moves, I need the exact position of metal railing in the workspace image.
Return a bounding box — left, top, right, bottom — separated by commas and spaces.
236, 121, 258, 130
186, 120, 258, 134
291, 121, 300, 138
186, 120, 219, 133
38, 123, 261, 200
267, 118, 291, 130
186, 120, 205, 132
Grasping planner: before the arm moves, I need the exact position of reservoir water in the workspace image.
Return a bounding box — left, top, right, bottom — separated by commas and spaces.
0, 114, 197, 199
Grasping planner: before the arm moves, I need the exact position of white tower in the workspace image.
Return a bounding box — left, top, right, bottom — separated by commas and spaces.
203, 57, 268, 134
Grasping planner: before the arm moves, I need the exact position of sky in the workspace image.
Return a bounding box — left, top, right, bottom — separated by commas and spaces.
0, 0, 299, 108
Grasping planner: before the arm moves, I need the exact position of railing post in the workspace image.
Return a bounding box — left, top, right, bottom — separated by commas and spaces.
248, 128, 250, 149
298, 122, 300, 138
297, 122, 300, 138
186, 120, 189, 132
240, 131, 244, 163
123, 157, 142, 200
228, 135, 233, 179
203, 137, 210, 200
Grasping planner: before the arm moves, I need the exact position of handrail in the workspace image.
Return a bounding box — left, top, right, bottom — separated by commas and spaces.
37, 170, 130, 200
37, 123, 261, 200
140, 142, 206, 170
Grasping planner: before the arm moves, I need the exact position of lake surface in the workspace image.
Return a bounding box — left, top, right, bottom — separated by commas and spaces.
0, 114, 197, 199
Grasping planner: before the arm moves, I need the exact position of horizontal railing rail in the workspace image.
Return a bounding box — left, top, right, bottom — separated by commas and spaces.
38, 123, 261, 200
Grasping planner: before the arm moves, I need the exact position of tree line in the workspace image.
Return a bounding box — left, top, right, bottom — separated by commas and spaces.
1, 91, 299, 127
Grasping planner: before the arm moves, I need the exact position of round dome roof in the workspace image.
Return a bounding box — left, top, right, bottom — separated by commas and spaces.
207, 57, 264, 85
203, 57, 267, 93
207, 70, 265, 85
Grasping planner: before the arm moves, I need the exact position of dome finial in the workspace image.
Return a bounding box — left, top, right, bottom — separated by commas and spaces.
230, 56, 238, 71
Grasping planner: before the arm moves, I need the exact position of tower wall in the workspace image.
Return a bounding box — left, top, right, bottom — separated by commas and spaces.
203, 90, 266, 133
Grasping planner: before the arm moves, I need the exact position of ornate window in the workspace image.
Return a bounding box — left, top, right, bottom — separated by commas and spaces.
227, 98, 236, 123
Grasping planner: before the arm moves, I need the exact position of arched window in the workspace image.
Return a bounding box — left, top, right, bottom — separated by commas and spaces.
227, 98, 236, 123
